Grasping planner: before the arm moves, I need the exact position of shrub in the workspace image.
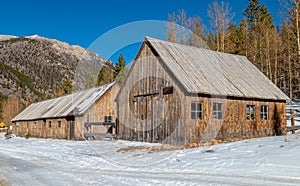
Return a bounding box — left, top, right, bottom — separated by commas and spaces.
25, 133, 31, 139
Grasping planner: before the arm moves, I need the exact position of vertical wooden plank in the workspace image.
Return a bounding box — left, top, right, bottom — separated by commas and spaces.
291, 109, 295, 134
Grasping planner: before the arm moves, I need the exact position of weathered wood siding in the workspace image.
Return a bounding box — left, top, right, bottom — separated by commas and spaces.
13, 84, 119, 140
76, 84, 119, 140
186, 96, 286, 142
13, 118, 70, 139
116, 38, 288, 145
117, 43, 187, 145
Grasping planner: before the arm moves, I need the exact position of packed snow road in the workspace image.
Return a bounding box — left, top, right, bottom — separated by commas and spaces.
0, 133, 300, 185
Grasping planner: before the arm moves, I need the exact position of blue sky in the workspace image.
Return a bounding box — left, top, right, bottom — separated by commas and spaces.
0, 0, 281, 64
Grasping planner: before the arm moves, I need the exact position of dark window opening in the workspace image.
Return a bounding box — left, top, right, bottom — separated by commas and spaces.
260, 106, 268, 120
246, 105, 255, 120
191, 103, 202, 119
58, 121, 61, 128
105, 116, 112, 123
212, 103, 223, 119
49, 121, 52, 128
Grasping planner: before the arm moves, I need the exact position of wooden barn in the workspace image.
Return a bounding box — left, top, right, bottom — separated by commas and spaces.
11, 82, 119, 140
116, 37, 289, 145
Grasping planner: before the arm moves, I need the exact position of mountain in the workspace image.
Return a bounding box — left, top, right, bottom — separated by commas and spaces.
0, 34, 113, 107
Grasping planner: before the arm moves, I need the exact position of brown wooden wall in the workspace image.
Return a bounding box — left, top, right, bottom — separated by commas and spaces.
185, 96, 286, 142
13, 118, 71, 139
116, 42, 287, 145
76, 83, 119, 140
12, 84, 119, 140
116, 43, 186, 145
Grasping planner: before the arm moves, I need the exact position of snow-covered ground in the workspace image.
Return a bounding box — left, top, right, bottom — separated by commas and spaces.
0, 132, 300, 185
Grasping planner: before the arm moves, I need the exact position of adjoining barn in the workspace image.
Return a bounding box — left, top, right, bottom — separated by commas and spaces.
116, 37, 289, 145
12, 82, 119, 140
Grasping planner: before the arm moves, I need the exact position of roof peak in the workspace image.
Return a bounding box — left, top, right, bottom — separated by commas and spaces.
144, 36, 246, 58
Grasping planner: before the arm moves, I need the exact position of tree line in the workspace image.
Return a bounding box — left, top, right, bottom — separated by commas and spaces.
167, 0, 300, 100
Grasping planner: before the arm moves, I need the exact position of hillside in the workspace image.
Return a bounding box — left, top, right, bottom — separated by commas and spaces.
0, 35, 113, 112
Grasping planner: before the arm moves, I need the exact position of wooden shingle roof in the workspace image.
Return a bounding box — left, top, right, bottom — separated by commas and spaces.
12, 82, 116, 122
145, 37, 289, 100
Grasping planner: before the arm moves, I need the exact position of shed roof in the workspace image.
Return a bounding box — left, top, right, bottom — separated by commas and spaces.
145, 37, 289, 100
12, 82, 116, 122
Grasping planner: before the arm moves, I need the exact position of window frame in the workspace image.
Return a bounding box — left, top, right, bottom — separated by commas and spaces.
33, 122, 37, 129
212, 102, 223, 120
246, 105, 255, 120
104, 116, 112, 123
260, 105, 269, 120
191, 102, 203, 120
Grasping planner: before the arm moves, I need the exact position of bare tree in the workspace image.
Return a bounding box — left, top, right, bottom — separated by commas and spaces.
208, 1, 235, 52
167, 12, 177, 43
1, 94, 21, 126
188, 16, 208, 48
167, 9, 192, 44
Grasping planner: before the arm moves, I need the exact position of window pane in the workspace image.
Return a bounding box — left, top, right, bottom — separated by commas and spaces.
197, 103, 202, 111
246, 105, 255, 120
218, 112, 223, 119
246, 107, 250, 114
218, 103, 222, 111
191, 103, 196, 111
251, 113, 255, 120
191, 112, 196, 119
212, 112, 217, 119
213, 103, 217, 111
197, 111, 202, 119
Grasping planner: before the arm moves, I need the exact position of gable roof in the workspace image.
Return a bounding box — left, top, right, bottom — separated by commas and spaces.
12, 82, 116, 122
144, 37, 289, 101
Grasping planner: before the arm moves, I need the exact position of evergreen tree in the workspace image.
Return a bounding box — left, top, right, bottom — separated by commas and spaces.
243, 0, 261, 28
58, 80, 73, 96
114, 54, 126, 78
187, 17, 208, 48
97, 66, 114, 86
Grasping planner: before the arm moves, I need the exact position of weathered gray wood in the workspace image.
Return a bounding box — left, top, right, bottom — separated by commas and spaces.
291, 109, 295, 134
286, 113, 300, 119
85, 122, 115, 127
12, 82, 116, 122
84, 133, 116, 138
115, 37, 288, 145
146, 37, 288, 100
287, 125, 300, 132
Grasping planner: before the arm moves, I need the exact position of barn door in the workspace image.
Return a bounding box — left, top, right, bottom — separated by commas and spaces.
70, 121, 75, 140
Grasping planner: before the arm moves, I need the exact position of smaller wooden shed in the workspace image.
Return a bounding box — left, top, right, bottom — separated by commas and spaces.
11, 82, 119, 140
116, 37, 289, 145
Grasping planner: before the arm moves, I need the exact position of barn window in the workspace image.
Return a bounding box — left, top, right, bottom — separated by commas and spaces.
246, 105, 255, 120
105, 116, 112, 123
212, 103, 223, 119
260, 106, 268, 120
58, 121, 61, 128
33, 122, 37, 129
49, 121, 52, 128
191, 103, 202, 119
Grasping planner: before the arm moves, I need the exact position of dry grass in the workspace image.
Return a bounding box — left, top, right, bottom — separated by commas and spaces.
0, 179, 8, 186
117, 146, 146, 152
116, 136, 275, 153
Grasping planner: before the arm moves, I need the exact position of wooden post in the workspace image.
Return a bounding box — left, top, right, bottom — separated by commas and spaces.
291, 109, 295, 134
